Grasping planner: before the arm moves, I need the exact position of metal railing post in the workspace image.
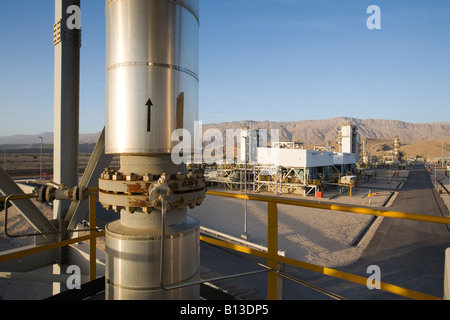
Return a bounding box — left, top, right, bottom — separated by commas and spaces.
89, 195, 97, 282
445, 248, 450, 300
267, 201, 281, 300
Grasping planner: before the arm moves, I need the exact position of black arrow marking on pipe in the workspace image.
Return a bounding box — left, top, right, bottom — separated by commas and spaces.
146, 99, 153, 132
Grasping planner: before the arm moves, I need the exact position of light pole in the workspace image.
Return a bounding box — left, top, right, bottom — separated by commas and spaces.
242, 133, 249, 240
39, 136, 43, 180
238, 129, 252, 241
442, 126, 445, 167
435, 161, 437, 189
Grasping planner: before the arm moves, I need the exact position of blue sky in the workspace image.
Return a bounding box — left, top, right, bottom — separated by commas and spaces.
0, 0, 449, 136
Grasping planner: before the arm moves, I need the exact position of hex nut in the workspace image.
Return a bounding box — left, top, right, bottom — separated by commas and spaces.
143, 173, 154, 181
126, 173, 137, 181
113, 172, 123, 181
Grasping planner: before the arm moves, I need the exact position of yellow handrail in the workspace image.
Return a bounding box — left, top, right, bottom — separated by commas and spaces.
0, 193, 36, 202
200, 235, 440, 300
205, 190, 445, 300
206, 190, 450, 225
1, 189, 445, 300
0, 195, 104, 283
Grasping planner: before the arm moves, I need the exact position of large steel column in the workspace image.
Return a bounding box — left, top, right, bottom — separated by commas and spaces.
53, 0, 80, 222
53, 0, 81, 293
101, 0, 204, 300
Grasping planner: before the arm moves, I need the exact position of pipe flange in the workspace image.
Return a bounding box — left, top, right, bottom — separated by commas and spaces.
99, 176, 205, 194
98, 190, 206, 213
98, 168, 206, 213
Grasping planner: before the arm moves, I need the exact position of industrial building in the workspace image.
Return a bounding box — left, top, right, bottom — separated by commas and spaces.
206, 125, 360, 197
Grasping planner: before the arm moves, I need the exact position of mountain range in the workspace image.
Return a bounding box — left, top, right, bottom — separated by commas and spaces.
202, 117, 449, 145
0, 117, 449, 158
0, 132, 100, 146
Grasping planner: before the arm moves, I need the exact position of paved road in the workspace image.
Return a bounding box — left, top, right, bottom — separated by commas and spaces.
200, 164, 450, 300
322, 164, 450, 299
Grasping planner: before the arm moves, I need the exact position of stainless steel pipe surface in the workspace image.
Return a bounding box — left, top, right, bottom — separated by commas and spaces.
103, 1, 203, 300
105, 216, 200, 300
105, 0, 199, 155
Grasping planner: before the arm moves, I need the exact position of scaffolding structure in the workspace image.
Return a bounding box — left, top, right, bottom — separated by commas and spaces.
205, 163, 344, 197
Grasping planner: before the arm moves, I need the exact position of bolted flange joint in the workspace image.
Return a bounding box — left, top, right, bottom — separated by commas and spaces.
98, 168, 206, 214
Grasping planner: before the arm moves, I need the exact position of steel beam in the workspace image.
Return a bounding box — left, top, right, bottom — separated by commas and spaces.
0, 167, 56, 235
53, 0, 80, 223
53, 0, 81, 294
64, 128, 113, 230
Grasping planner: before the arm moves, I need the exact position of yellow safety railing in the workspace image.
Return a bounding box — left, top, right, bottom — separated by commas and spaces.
0, 194, 104, 283
2, 189, 449, 300
204, 190, 450, 300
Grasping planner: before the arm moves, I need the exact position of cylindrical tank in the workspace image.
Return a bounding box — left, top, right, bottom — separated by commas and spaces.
102, 0, 203, 300
105, 216, 200, 300
105, 0, 199, 155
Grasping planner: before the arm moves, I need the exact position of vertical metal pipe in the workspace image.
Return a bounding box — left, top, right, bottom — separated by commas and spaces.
105, 0, 199, 154
103, 0, 202, 300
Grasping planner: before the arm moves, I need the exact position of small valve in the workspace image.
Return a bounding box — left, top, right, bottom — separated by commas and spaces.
148, 174, 175, 210
36, 185, 86, 204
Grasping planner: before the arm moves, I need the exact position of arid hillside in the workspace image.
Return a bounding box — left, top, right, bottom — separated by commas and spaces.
1, 117, 449, 160
201, 117, 449, 145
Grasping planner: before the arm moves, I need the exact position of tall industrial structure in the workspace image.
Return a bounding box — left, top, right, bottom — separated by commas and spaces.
378, 135, 403, 167
339, 124, 360, 158
393, 135, 402, 161
239, 127, 261, 163
99, 0, 204, 299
